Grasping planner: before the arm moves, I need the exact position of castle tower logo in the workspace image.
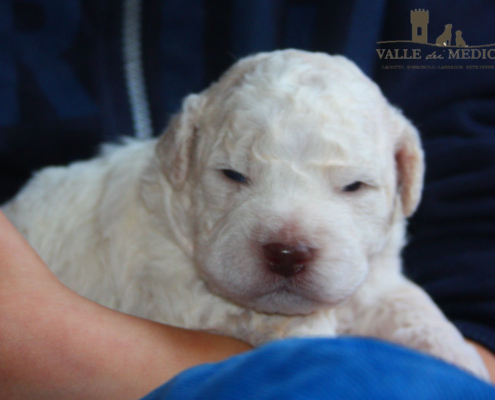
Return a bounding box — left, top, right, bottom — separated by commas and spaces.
411, 9, 429, 44
376, 9, 495, 65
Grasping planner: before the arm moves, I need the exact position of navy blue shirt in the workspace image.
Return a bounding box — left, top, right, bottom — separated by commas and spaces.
1, 0, 494, 354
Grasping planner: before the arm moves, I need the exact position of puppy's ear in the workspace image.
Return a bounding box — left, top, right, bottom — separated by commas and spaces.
156, 94, 205, 189
392, 110, 425, 217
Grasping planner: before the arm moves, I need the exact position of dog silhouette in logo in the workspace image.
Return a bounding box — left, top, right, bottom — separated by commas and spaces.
455, 30, 467, 47
436, 24, 453, 46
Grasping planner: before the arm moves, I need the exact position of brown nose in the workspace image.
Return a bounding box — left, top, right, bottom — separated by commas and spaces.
262, 243, 315, 277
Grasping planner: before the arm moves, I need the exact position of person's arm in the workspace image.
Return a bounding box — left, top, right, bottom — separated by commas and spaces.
0, 211, 252, 400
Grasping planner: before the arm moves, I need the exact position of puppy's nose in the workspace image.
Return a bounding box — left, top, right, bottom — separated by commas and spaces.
262, 243, 315, 277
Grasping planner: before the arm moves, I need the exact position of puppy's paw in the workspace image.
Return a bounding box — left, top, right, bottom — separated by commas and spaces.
392, 322, 489, 381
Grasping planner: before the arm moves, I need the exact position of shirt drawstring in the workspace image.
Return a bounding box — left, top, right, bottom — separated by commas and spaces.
123, 0, 154, 139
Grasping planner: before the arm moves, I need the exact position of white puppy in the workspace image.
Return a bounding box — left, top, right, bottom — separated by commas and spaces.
2, 50, 488, 379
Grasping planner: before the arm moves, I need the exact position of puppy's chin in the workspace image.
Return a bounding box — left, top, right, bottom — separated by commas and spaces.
204, 279, 346, 316
246, 290, 331, 315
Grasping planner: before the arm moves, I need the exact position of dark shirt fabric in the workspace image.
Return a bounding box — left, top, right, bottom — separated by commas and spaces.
1, 1, 494, 354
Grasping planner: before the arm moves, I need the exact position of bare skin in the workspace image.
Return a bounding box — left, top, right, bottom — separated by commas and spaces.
468, 341, 495, 382
0, 211, 252, 400
0, 211, 493, 400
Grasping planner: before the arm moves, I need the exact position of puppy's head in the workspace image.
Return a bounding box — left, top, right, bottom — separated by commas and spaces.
157, 50, 424, 315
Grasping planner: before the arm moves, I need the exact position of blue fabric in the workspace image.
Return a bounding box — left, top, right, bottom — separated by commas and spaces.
141, 338, 495, 400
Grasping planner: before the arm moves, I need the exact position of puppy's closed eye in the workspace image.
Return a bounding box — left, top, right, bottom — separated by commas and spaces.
342, 181, 363, 192
221, 169, 249, 184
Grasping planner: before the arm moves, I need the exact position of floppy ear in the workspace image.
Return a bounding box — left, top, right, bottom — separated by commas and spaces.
156, 54, 271, 189
393, 110, 425, 217
156, 94, 205, 189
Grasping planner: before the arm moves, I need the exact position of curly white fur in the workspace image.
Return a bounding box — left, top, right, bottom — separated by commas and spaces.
2, 50, 488, 379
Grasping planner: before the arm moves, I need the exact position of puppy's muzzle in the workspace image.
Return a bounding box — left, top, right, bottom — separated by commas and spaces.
262, 242, 316, 277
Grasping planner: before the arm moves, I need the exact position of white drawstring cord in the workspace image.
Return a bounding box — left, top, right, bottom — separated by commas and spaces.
123, 0, 154, 139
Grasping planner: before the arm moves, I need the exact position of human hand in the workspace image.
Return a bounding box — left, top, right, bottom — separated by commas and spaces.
467, 340, 495, 383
